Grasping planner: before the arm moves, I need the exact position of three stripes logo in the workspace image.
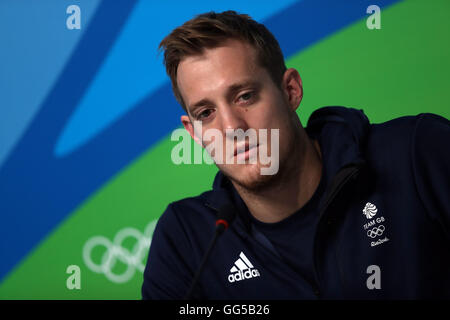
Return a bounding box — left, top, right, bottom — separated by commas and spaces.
228, 251, 260, 283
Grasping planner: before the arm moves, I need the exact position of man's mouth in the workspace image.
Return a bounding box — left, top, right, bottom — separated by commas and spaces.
234, 142, 259, 161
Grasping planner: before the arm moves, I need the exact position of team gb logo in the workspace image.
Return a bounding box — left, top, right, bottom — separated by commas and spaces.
363, 202, 378, 219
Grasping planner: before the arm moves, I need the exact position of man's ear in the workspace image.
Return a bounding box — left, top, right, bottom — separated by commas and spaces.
282, 68, 303, 112
181, 115, 203, 146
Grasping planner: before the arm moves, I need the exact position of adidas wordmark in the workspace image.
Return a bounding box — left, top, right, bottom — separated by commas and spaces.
228, 252, 260, 283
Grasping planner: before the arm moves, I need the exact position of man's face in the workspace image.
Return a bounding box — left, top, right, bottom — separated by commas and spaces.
177, 39, 302, 190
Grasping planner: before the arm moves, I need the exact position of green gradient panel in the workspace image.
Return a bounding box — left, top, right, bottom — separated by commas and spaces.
0, 0, 449, 299
292, 0, 450, 123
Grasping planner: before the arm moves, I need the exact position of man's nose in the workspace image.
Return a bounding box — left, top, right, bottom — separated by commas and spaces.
219, 106, 249, 132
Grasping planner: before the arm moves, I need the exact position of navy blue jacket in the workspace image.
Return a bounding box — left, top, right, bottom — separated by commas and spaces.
142, 107, 450, 299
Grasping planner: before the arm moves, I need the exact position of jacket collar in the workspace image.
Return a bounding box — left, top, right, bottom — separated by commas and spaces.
202, 172, 252, 236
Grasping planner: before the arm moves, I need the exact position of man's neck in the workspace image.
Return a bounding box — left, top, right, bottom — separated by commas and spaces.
233, 138, 322, 224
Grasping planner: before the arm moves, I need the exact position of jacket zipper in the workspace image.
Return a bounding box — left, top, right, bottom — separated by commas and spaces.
312, 165, 362, 298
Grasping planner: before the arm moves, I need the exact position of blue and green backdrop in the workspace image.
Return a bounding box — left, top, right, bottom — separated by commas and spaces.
0, 0, 449, 299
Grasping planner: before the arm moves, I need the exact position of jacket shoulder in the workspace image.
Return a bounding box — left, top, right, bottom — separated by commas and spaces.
369, 114, 419, 138
365, 114, 440, 154
141, 191, 216, 299
367, 113, 448, 150
156, 190, 217, 232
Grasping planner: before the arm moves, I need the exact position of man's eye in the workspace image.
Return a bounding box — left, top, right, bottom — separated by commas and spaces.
237, 92, 253, 103
198, 109, 213, 119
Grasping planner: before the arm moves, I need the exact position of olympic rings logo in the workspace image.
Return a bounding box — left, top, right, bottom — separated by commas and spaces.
82, 220, 157, 284
367, 225, 385, 238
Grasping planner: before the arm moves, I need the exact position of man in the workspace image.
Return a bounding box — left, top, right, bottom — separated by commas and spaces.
142, 11, 450, 299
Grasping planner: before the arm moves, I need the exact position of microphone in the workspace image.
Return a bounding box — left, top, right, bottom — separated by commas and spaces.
184, 204, 236, 300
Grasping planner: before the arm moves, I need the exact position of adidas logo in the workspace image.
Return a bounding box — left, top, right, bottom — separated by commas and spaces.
227, 251, 260, 283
